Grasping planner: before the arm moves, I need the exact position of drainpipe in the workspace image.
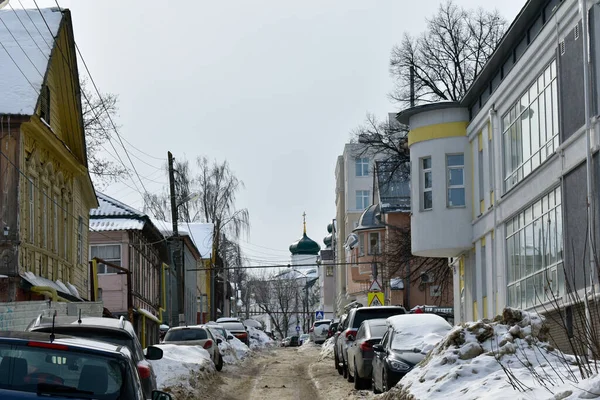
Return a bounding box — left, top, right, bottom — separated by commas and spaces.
579, 0, 596, 362
30, 286, 65, 302
158, 263, 168, 324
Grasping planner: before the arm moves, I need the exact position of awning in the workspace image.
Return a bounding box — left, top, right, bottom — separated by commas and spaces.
20, 272, 82, 302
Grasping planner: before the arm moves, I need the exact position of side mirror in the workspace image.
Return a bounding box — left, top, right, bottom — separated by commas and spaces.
152, 390, 173, 400
347, 335, 355, 342
145, 346, 163, 361
217, 338, 223, 344
228, 335, 234, 340
372, 344, 384, 352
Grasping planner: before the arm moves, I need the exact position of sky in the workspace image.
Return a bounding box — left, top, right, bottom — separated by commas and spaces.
11, 0, 526, 267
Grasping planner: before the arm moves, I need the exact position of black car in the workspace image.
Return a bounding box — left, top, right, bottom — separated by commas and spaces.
327, 321, 339, 339
333, 314, 347, 375
0, 330, 172, 400
27, 315, 162, 400
372, 314, 452, 393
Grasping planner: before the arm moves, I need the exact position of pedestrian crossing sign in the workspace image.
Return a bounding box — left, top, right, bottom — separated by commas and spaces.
315, 311, 324, 320
368, 291, 384, 307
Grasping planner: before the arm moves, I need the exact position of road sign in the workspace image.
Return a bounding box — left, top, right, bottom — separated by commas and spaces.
368, 291, 384, 307
296, 325, 301, 332
369, 279, 382, 292
315, 311, 324, 320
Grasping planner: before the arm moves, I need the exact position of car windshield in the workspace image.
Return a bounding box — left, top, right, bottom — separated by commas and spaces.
219, 322, 245, 331
164, 328, 207, 341
369, 324, 387, 338
0, 342, 126, 399
352, 309, 405, 329
208, 327, 226, 338
314, 321, 330, 328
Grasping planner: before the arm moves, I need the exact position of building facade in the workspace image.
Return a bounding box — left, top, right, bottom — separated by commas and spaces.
0, 8, 98, 302
399, 0, 598, 339
89, 193, 168, 347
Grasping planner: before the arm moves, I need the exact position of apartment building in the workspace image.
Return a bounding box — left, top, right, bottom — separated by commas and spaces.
398, 0, 599, 343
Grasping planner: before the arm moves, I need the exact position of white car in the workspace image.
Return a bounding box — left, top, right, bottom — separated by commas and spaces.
162, 325, 224, 371
309, 319, 332, 344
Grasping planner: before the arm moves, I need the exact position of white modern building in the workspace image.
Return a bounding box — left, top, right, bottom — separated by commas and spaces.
398, 0, 600, 350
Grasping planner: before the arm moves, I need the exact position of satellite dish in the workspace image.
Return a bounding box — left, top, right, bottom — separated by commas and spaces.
344, 233, 358, 249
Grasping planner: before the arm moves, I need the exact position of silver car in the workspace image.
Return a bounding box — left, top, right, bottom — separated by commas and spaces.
309, 319, 332, 344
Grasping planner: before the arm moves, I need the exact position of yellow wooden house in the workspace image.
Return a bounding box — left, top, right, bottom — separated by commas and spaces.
0, 8, 97, 302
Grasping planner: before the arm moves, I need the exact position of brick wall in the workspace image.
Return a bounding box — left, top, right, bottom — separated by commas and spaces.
0, 301, 103, 332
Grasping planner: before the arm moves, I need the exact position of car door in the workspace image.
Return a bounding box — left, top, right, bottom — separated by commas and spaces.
373, 329, 390, 390
348, 324, 365, 377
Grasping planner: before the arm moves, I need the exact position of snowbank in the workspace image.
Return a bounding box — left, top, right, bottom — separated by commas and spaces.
149, 344, 213, 390
248, 326, 274, 349
219, 336, 251, 364
319, 337, 335, 361
384, 308, 598, 400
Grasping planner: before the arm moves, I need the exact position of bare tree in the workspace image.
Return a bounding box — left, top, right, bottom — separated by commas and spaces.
251, 271, 302, 339
80, 78, 128, 188
389, 0, 506, 106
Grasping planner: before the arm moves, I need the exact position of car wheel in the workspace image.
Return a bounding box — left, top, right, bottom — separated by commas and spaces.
353, 361, 363, 390
336, 352, 343, 375
334, 352, 339, 370
342, 359, 348, 379
347, 359, 354, 383
215, 353, 223, 372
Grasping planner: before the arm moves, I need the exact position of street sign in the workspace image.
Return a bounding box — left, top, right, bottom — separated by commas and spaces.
315, 311, 324, 320
368, 291, 384, 307
296, 325, 301, 332
369, 279, 382, 292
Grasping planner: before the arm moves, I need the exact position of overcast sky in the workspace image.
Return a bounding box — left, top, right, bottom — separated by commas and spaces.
16, 0, 525, 266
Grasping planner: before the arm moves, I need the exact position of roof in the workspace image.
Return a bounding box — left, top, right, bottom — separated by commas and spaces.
91, 192, 144, 218
90, 192, 155, 233
354, 203, 384, 232
289, 233, 321, 255
0, 8, 62, 115
395, 101, 461, 125
461, 0, 549, 108
21, 271, 82, 300
375, 161, 411, 212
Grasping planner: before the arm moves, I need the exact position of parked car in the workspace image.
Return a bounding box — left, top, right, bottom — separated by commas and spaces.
280, 337, 291, 347
336, 306, 407, 379
298, 333, 310, 345
0, 330, 172, 400
162, 325, 224, 371
333, 314, 347, 375
218, 321, 250, 346
309, 319, 332, 344
27, 315, 162, 400
371, 314, 452, 393
206, 324, 235, 341
216, 317, 241, 324
346, 318, 387, 389
327, 320, 339, 339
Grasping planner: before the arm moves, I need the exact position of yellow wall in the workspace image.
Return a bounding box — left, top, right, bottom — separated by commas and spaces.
17, 16, 96, 299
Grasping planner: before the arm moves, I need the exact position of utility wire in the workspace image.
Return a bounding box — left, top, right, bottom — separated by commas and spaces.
187, 261, 375, 271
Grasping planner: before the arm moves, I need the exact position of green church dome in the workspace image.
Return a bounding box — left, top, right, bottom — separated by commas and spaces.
289, 233, 321, 255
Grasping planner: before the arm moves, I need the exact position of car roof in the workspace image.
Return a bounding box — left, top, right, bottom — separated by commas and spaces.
0, 331, 132, 358
216, 317, 240, 322
29, 315, 136, 336
167, 325, 207, 331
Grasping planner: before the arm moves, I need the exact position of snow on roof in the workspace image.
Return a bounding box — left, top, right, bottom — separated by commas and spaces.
91, 192, 144, 217
21, 271, 82, 299
387, 314, 452, 352
182, 222, 213, 259
89, 218, 145, 232
0, 8, 62, 115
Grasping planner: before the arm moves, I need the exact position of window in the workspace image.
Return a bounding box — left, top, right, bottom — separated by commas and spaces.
359, 234, 365, 256
356, 190, 370, 210
447, 154, 465, 207
28, 179, 35, 244
421, 157, 432, 210
62, 197, 68, 260
42, 192, 48, 248
40, 85, 50, 123
503, 60, 558, 190
368, 232, 380, 255
91, 245, 121, 274
479, 135, 485, 212
355, 158, 369, 177
506, 186, 563, 309
481, 242, 487, 298
77, 216, 83, 264
326, 265, 334, 276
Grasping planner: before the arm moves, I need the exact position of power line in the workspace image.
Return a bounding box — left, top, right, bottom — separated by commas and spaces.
187, 261, 375, 271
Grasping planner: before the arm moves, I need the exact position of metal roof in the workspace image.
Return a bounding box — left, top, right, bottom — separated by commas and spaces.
90, 192, 144, 218
89, 218, 145, 232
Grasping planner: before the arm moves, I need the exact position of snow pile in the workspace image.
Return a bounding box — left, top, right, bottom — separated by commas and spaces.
319, 337, 335, 360
218, 336, 251, 364
388, 314, 452, 354
149, 344, 213, 391
383, 308, 598, 400
248, 326, 273, 349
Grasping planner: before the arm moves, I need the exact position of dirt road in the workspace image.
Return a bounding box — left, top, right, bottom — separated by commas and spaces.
198, 344, 376, 400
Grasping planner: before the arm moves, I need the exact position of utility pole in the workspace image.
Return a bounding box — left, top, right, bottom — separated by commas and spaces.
168, 151, 184, 326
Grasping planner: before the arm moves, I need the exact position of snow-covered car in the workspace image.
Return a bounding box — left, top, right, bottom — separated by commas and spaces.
218, 321, 249, 346
162, 325, 224, 371
309, 319, 332, 344
298, 333, 310, 345
371, 314, 452, 393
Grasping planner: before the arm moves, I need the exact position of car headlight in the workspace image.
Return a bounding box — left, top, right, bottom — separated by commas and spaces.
389, 359, 411, 372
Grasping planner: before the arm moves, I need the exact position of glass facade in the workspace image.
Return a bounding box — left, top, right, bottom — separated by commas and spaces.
502, 60, 559, 191
506, 186, 563, 308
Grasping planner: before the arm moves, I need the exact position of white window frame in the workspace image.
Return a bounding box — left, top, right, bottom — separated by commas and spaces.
446, 153, 465, 208
356, 190, 370, 210
421, 157, 432, 211
355, 157, 369, 177
90, 244, 122, 274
